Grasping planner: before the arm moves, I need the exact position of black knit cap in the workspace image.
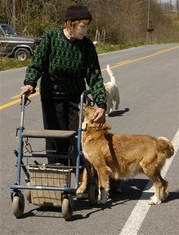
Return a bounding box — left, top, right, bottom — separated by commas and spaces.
64, 5, 92, 22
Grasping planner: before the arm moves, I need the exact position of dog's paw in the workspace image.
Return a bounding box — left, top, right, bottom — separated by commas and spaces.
98, 189, 108, 204
76, 184, 88, 200
148, 195, 162, 205
76, 185, 86, 194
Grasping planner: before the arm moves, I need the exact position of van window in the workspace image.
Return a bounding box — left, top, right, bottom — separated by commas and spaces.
1, 25, 17, 36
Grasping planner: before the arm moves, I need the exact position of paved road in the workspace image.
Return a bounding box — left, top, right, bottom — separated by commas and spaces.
0, 43, 179, 235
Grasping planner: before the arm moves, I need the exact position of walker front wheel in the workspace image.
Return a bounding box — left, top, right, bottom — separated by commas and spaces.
61, 194, 74, 221
12, 192, 25, 218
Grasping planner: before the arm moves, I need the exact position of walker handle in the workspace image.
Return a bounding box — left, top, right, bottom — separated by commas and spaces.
19, 94, 31, 127
20, 93, 31, 106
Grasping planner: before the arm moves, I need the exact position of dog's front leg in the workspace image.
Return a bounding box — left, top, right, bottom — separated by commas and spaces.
76, 168, 88, 194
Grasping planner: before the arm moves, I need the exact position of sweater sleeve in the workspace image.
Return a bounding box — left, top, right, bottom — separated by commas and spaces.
85, 40, 107, 110
24, 29, 51, 88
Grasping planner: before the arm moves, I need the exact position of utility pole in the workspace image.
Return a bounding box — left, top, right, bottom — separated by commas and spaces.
147, 0, 151, 42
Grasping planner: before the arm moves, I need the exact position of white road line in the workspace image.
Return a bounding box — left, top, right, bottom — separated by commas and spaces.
119, 129, 179, 235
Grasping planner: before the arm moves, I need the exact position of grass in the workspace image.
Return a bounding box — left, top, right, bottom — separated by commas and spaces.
95, 42, 145, 54
0, 57, 31, 71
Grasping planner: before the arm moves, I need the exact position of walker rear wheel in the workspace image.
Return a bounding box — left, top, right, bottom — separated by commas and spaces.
88, 183, 98, 205
61, 194, 74, 221
12, 192, 25, 218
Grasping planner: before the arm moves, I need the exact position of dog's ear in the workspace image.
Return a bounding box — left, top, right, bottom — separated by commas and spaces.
101, 122, 112, 130
88, 120, 97, 128
87, 121, 101, 130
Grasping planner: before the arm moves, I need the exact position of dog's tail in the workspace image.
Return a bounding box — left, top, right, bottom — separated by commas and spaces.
158, 137, 174, 159
107, 64, 116, 84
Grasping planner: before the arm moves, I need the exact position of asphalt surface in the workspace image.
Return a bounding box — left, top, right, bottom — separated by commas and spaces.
0, 43, 179, 235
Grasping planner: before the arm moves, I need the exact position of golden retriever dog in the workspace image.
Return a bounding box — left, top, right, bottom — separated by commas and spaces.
104, 64, 120, 115
76, 105, 174, 205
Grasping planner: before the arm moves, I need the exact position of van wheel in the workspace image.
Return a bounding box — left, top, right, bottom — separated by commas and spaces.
14, 48, 30, 61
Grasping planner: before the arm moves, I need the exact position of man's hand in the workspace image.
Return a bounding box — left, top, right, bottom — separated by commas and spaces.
20, 85, 34, 97
92, 108, 106, 126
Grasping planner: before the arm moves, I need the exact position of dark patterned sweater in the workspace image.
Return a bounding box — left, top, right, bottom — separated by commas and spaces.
24, 28, 106, 109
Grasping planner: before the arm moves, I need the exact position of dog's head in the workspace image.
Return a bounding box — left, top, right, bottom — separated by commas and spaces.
82, 104, 111, 130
